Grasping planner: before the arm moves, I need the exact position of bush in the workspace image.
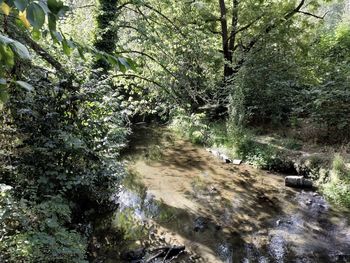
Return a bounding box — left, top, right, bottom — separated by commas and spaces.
322, 155, 350, 208
0, 187, 87, 263
0, 69, 128, 261
170, 109, 209, 145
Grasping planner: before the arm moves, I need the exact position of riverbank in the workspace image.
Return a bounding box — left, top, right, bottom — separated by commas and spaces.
170, 112, 350, 209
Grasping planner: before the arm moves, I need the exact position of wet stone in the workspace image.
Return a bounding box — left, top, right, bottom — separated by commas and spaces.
285, 176, 313, 188
306, 199, 313, 206
193, 216, 209, 232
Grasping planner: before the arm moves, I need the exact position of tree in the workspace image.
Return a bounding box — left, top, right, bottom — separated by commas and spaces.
217, 0, 326, 79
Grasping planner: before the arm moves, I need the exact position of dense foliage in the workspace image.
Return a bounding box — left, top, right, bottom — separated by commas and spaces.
1, 0, 350, 262
1, 1, 129, 262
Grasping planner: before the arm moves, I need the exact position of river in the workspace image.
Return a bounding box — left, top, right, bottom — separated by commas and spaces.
103, 125, 350, 262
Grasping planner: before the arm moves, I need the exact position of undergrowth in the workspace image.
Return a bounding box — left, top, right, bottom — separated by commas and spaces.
170, 110, 294, 172
322, 155, 350, 208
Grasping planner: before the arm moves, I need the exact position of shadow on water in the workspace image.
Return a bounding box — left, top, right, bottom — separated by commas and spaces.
109, 125, 350, 263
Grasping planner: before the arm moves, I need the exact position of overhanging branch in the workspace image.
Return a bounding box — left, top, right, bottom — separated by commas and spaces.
297, 10, 328, 19
116, 50, 177, 78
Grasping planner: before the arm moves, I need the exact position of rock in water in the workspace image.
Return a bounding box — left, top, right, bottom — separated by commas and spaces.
232, 159, 242, 165
220, 154, 232, 163
193, 216, 209, 232
285, 176, 313, 188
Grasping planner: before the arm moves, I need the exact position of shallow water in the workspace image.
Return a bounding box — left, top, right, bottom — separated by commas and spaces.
114, 125, 350, 262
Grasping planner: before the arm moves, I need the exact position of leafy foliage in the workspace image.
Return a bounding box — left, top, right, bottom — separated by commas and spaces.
0, 1, 133, 262
1, 0, 350, 261
0, 190, 87, 263
0, 63, 128, 261
322, 155, 350, 208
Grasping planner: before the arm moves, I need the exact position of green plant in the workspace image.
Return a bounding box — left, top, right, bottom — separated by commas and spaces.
170, 109, 210, 145
0, 187, 87, 263
322, 155, 350, 208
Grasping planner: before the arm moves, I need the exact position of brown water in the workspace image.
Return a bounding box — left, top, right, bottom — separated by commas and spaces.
114, 125, 350, 262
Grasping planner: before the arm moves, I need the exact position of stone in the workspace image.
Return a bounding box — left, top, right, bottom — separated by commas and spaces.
220, 154, 232, 163
193, 216, 209, 232
306, 199, 313, 206
285, 176, 313, 188
232, 159, 242, 165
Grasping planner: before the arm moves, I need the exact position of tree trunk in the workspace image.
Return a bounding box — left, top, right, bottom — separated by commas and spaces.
93, 0, 119, 72
218, 0, 232, 78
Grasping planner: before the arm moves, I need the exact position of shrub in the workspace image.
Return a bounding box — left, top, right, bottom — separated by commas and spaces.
322, 155, 350, 208
170, 109, 210, 145
0, 187, 87, 263
0, 69, 128, 261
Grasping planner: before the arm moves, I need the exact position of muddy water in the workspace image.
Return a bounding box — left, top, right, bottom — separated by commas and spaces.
116, 126, 350, 262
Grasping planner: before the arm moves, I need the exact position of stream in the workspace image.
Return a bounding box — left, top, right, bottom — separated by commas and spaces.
105, 125, 350, 262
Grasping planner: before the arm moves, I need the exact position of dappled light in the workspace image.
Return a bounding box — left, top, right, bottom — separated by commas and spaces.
112, 126, 350, 262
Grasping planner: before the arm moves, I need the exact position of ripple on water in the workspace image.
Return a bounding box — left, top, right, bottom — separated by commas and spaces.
217, 242, 233, 263
112, 188, 155, 221
268, 235, 286, 263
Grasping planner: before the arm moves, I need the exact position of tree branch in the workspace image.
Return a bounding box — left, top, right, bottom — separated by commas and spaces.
142, 3, 185, 37
228, 0, 307, 76
116, 50, 177, 78
7, 23, 72, 79
297, 10, 328, 19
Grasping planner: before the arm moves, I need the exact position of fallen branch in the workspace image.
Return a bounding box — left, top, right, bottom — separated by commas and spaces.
162, 246, 173, 263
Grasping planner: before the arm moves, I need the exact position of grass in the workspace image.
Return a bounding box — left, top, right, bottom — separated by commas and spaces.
270, 137, 303, 151
322, 155, 350, 208
170, 111, 291, 171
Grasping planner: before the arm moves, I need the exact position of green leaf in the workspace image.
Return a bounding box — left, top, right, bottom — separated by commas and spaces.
117, 62, 127, 73
9, 40, 30, 59
47, 0, 63, 14
37, 1, 50, 14
126, 58, 137, 71
62, 39, 71, 56
57, 6, 69, 17
14, 0, 28, 11
32, 29, 41, 40
0, 44, 15, 67
48, 13, 56, 31
45, 217, 59, 229
47, 0, 68, 17
0, 84, 8, 104
118, 57, 130, 69
77, 46, 85, 60
26, 3, 45, 29
67, 39, 75, 49
16, 80, 33, 91
50, 30, 63, 43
